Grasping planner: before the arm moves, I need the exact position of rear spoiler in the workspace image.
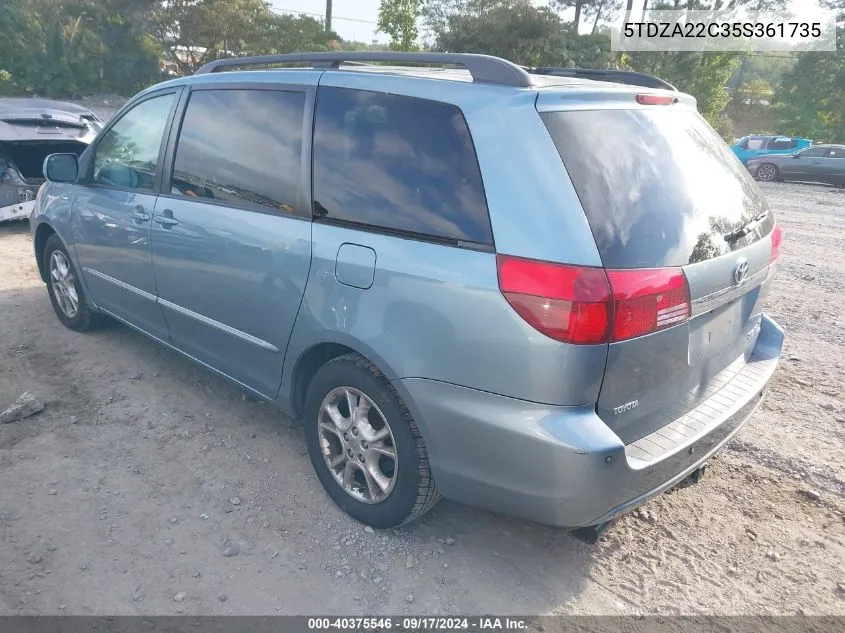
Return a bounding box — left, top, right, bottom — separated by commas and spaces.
530, 67, 677, 91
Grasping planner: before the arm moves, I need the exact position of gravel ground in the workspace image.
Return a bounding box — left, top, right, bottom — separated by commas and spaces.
0, 181, 843, 616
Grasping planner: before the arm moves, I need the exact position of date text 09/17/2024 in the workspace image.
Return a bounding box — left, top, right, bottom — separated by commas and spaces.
307, 617, 531, 631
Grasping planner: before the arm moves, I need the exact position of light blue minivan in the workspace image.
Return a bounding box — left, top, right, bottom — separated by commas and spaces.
31, 53, 784, 540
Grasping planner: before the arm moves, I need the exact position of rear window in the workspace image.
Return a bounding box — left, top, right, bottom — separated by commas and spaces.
541, 108, 772, 268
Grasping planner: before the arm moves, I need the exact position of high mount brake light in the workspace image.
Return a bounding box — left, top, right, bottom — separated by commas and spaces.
497, 255, 692, 345
636, 94, 677, 106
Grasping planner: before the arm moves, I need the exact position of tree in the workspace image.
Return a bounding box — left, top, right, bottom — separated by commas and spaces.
583, 0, 623, 34
776, 29, 845, 143
553, 0, 624, 31
148, 0, 335, 74
377, 0, 423, 51
552, 1, 586, 30
427, 0, 616, 68
0, 0, 161, 96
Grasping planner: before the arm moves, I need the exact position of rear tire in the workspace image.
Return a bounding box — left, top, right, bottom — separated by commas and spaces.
43, 234, 102, 331
756, 163, 779, 182
303, 353, 440, 528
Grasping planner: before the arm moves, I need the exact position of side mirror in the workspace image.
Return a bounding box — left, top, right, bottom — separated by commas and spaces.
43, 153, 79, 183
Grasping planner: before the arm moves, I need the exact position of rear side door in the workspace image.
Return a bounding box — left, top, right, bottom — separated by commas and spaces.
149, 80, 316, 398
71, 89, 181, 340
540, 104, 780, 445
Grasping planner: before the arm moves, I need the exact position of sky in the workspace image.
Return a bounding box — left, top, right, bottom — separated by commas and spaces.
269, 1, 836, 45
270, 1, 385, 43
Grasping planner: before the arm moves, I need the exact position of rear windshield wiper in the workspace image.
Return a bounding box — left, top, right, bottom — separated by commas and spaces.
723, 211, 768, 244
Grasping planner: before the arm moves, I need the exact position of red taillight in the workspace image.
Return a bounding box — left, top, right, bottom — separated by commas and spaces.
497, 255, 692, 345
770, 224, 783, 264
605, 268, 690, 341
636, 93, 677, 105
496, 255, 611, 345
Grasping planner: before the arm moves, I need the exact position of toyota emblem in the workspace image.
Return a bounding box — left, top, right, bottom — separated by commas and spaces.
733, 257, 749, 285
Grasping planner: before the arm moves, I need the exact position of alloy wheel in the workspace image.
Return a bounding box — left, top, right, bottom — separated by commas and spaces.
757, 164, 777, 181
50, 250, 79, 319
317, 386, 398, 504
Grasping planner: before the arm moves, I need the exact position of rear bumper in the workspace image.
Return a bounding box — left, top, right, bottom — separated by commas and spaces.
397, 314, 783, 528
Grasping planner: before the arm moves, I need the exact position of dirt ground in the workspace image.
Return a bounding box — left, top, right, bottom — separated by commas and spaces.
0, 181, 843, 616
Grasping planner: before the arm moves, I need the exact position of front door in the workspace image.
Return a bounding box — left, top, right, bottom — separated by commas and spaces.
71, 90, 180, 340
150, 84, 315, 397
778, 147, 826, 179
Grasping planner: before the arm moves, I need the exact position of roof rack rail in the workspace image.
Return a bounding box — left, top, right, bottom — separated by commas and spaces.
194, 52, 534, 88
531, 67, 677, 91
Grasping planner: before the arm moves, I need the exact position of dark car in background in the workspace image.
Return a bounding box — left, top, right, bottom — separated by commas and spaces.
747, 144, 845, 186
0, 98, 102, 223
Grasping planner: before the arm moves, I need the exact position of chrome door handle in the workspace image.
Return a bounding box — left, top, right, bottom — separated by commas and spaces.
154, 212, 179, 228
129, 206, 150, 222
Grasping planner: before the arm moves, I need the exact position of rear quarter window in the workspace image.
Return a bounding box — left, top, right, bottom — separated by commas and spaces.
312, 86, 492, 246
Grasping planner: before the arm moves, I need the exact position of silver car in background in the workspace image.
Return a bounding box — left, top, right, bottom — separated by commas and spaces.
748, 144, 845, 185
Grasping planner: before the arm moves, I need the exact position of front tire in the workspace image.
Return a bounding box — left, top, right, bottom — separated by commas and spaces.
303, 353, 440, 528
756, 163, 779, 182
43, 234, 102, 331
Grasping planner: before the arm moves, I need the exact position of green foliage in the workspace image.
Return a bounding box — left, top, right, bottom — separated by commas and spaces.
624, 51, 742, 135
775, 29, 845, 143
426, 0, 615, 68
0, 0, 838, 148
149, 0, 336, 74
0, 0, 162, 97
378, 0, 423, 51
0, 0, 337, 96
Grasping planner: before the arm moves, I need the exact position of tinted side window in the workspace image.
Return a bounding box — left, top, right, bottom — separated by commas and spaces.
171, 89, 305, 214
829, 148, 842, 158
93, 93, 176, 191
802, 148, 827, 157
769, 138, 796, 150
312, 87, 492, 245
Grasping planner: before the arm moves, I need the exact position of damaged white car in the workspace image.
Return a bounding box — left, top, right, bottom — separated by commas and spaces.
1, 98, 102, 223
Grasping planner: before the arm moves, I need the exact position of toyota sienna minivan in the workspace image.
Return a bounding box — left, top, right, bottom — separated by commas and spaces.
31, 52, 784, 539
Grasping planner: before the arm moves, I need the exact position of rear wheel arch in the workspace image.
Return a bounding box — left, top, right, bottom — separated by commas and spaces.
290, 342, 358, 420
290, 339, 408, 421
